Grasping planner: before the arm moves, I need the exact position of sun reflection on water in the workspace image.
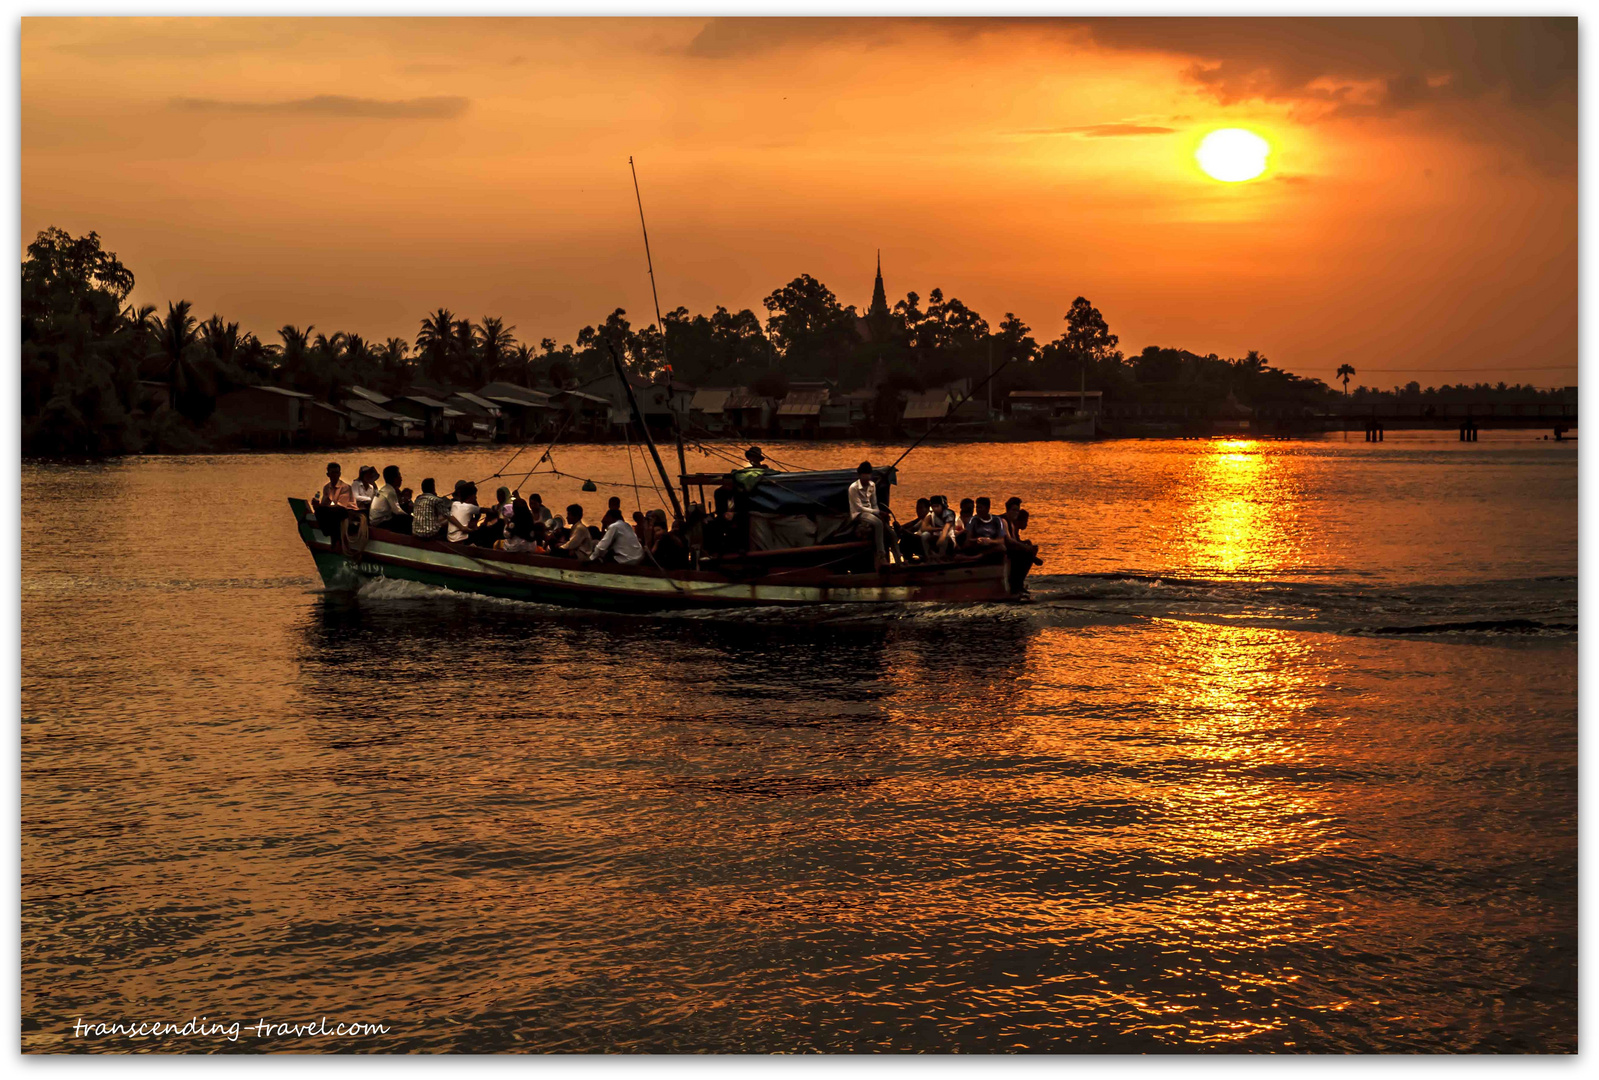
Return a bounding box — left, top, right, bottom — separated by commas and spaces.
1166, 440, 1306, 579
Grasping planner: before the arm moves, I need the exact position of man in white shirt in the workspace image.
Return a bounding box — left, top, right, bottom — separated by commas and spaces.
590, 513, 645, 565
446, 480, 484, 544
848, 460, 890, 569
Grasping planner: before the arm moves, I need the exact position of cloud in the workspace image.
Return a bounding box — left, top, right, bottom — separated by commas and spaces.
172, 94, 469, 119
678, 17, 1574, 171
684, 17, 916, 59
1074, 17, 1575, 171
1024, 122, 1176, 137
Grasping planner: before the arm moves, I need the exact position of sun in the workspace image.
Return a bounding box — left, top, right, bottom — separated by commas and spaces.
1196, 128, 1271, 182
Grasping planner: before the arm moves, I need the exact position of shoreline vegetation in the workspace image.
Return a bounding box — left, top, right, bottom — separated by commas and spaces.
22, 227, 1573, 457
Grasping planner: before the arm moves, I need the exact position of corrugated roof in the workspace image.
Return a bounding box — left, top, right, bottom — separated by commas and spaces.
777, 390, 828, 416
305, 400, 347, 415
1009, 390, 1104, 399
553, 389, 611, 405
343, 398, 407, 422
902, 390, 949, 420
449, 391, 501, 412
400, 394, 449, 409
346, 385, 390, 405
483, 394, 554, 411
724, 389, 768, 410
252, 385, 313, 400
690, 388, 734, 413
477, 382, 552, 406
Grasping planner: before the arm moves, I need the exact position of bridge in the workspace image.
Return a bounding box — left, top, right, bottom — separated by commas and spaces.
1316, 400, 1578, 441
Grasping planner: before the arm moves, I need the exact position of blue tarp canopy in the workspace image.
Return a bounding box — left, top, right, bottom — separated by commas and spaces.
740, 467, 896, 514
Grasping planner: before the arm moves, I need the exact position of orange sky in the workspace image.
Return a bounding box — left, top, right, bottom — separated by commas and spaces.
20, 16, 1577, 387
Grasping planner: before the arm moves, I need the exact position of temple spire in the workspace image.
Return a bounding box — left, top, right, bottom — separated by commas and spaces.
869, 249, 889, 319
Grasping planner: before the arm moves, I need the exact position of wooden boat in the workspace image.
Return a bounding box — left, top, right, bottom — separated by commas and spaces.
293, 329, 1029, 611
289, 496, 1021, 611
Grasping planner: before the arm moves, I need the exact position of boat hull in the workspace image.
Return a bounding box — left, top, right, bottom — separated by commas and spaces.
289, 499, 1017, 611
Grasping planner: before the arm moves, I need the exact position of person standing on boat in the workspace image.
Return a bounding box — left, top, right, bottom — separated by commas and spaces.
590, 511, 645, 566
849, 460, 890, 570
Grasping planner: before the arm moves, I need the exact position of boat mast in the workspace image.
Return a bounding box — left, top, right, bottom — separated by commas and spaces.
606, 342, 684, 524
629, 156, 691, 516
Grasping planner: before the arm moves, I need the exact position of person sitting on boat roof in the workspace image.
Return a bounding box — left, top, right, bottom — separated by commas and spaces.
410, 478, 449, 540
961, 497, 1007, 552
369, 466, 412, 533
495, 486, 514, 522
733, 446, 774, 492
351, 465, 379, 512
590, 507, 645, 566
848, 460, 891, 571
957, 497, 975, 535
554, 503, 596, 560
919, 495, 958, 561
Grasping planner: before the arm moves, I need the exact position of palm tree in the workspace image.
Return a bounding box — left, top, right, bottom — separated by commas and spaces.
312, 330, 347, 362
123, 303, 158, 338
149, 300, 200, 374
278, 324, 316, 390
148, 301, 224, 423
344, 333, 371, 366
510, 343, 535, 386
1336, 363, 1356, 396
452, 318, 478, 385
474, 316, 518, 385
235, 333, 279, 382
415, 308, 455, 384
377, 337, 413, 395
199, 315, 240, 364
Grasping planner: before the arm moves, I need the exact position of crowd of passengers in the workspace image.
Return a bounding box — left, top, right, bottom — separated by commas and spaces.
309, 450, 1041, 575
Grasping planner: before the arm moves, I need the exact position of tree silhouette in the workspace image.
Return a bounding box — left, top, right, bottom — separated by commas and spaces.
414, 308, 456, 385
1336, 363, 1356, 395
376, 338, 413, 395
474, 316, 518, 385
763, 274, 858, 382
277, 324, 316, 392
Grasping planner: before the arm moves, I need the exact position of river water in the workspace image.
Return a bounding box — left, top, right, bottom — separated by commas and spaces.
21, 433, 1577, 1053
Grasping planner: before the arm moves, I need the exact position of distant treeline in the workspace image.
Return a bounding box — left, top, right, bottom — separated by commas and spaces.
20, 225, 1562, 457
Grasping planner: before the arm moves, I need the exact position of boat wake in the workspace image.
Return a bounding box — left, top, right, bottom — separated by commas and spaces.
1026, 572, 1577, 640
333, 567, 1575, 642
